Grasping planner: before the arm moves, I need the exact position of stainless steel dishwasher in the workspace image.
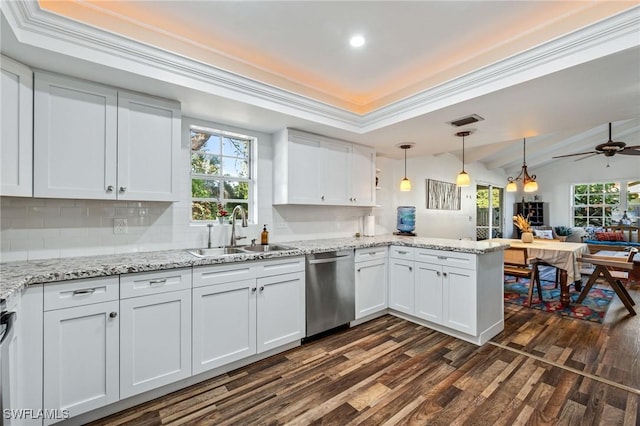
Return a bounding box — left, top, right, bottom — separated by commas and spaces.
305, 250, 355, 338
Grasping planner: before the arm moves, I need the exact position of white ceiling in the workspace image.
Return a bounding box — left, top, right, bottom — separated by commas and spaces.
1, 1, 639, 173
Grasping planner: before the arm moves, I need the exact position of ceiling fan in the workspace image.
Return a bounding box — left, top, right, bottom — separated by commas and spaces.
552, 122, 640, 161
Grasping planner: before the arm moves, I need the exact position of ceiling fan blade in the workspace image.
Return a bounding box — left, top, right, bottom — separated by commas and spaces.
552, 151, 598, 159
574, 153, 599, 162
618, 146, 640, 155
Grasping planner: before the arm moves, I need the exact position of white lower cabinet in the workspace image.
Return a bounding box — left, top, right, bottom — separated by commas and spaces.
388, 246, 501, 345
256, 271, 305, 352
119, 269, 192, 399
355, 247, 388, 319
193, 257, 305, 375
43, 277, 120, 424
192, 279, 257, 374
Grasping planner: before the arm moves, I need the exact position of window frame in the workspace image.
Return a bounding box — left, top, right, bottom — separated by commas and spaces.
188, 122, 256, 224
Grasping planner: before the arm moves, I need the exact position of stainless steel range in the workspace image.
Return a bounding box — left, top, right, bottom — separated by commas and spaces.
305, 250, 355, 338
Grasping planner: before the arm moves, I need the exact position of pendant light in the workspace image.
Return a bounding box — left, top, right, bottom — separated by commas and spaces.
506, 138, 538, 193
398, 143, 414, 192
455, 131, 471, 187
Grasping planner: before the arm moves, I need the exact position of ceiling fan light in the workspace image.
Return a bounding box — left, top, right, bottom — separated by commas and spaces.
506, 181, 517, 192
400, 177, 411, 192
456, 171, 470, 187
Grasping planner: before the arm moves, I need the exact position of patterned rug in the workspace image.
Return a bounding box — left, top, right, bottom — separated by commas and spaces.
504, 271, 615, 323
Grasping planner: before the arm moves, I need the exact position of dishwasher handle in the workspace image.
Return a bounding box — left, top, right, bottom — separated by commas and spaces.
307, 254, 352, 265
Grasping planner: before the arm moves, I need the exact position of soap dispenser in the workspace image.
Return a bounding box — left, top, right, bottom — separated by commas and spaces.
261, 224, 269, 245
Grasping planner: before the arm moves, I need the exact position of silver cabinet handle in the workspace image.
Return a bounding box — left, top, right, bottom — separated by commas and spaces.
73, 288, 96, 296
357, 268, 361, 272
321, 195, 325, 201
252, 287, 257, 293
109, 312, 117, 318
119, 186, 127, 192
369, 252, 377, 256
106, 185, 114, 192
149, 278, 167, 286
437, 271, 441, 276
408, 266, 413, 271
443, 272, 448, 277
260, 286, 265, 292
397, 250, 408, 255
437, 256, 447, 260
353, 198, 357, 202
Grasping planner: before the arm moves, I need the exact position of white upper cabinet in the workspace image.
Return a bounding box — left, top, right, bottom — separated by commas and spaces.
33, 71, 180, 201
1, 56, 33, 197
273, 128, 376, 206
117, 91, 180, 201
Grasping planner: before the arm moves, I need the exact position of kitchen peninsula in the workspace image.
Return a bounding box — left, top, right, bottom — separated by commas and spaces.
1, 235, 507, 426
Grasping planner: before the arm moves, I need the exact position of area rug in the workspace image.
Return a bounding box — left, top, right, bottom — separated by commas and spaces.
504, 274, 615, 323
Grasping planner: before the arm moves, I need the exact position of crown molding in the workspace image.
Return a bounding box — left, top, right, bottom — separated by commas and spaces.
3, 1, 639, 134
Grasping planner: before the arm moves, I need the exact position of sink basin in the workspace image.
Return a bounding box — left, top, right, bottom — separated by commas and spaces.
187, 247, 246, 257
240, 244, 293, 253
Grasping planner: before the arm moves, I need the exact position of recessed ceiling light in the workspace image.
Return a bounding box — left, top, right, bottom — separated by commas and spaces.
349, 35, 365, 48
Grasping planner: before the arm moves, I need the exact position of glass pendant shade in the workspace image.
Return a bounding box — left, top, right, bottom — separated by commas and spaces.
456, 171, 470, 187
400, 177, 411, 191
524, 180, 538, 192
506, 181, 517, 192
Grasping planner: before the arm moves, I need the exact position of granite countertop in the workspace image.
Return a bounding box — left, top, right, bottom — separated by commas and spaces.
0, 236, 508, 301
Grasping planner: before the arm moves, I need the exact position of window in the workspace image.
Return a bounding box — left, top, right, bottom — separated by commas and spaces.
190, 125, 254, 222
572, 181, 639, 227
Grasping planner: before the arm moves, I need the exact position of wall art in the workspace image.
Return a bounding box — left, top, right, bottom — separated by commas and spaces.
426, 179, 461, 210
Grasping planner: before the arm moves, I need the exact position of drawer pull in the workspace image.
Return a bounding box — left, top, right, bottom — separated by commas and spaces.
72, 288, 96, 296
437, 256, 447, 260
397, 250, 408, 255
149, 278, 167, 286
369, 252, 377, 256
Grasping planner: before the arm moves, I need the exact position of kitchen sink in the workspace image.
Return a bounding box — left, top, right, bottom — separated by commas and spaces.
241, 244, 293, 253
187, 247, 246, 257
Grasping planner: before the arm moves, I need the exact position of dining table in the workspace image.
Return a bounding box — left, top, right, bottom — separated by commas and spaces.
491, 238, 590, 307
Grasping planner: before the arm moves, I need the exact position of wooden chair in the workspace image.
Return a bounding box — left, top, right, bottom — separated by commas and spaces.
503, 247, 543, 306
577, 248, 637, 315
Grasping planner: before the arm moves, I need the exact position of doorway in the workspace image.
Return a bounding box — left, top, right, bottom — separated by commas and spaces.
476, 185, 504, 240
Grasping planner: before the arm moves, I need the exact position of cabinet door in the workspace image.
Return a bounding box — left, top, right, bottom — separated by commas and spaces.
320, 140, 351, 204
442, 267, 477, 334
120, 289, 191, 399
388, 259, 414, 315
1, 56, 32, 197
43, 301, 119, 422
287, 137, 321, 204
350, 144, 376, 206
256, 271, 305, 353
34, 72, 118, 199
415, 262, 443, 324
117, 91, 181, 201
355, 259, 387, 319
192, 280, 256, 374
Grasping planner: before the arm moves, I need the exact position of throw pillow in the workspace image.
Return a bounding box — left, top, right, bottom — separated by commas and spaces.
534, 229, 554, 239
595, 231, 626, 242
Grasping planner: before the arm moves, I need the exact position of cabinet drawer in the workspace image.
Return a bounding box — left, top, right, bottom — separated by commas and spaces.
193, 262, 257, 288
254, 256, 305, 278
44, 276, 119, 311
415, 248, 476, 270
389, 246, 414, 261
120, 268, 191, 299
355, 246, 387, 262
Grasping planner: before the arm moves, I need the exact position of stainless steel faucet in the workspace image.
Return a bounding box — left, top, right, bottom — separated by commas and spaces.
230, 205, 248, 246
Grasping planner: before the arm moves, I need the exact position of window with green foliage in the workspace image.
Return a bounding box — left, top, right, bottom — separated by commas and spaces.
572, 182, 621, 227
190, 125, 253, 222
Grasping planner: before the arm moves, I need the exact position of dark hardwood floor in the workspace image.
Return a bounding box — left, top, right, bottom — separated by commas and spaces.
90, 281, 640, 425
